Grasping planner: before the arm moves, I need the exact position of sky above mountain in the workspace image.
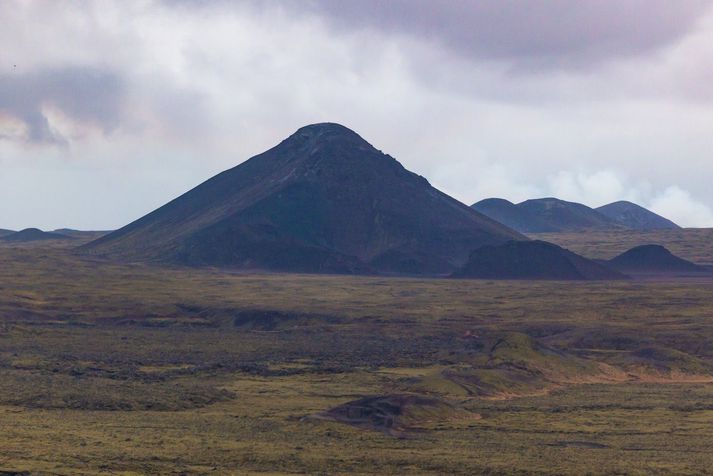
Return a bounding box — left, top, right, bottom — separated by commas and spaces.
2, 0, 712, 229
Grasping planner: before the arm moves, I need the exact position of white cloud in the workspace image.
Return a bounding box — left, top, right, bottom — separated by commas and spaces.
539, 170, 713, 227
546, 170, 651, 206
1, 1, 713, 230
650, 186, 713, 228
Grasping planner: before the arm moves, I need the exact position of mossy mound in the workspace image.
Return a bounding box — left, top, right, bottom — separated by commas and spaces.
626, 346, 711, 376
403, 333, 603, 398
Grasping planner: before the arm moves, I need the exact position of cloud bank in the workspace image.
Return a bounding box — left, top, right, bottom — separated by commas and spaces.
305, 0, 710, 67
0, 67, 125, 144
1, 0, 712, 229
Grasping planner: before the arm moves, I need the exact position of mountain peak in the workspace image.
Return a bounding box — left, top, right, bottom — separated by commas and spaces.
476, 198, 515, 206
596, 201, 680, 230
291, 122, 368, 145
295, 122, 356, 135
272, 123, 379, 164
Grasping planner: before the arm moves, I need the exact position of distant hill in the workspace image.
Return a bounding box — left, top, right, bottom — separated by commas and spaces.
608, 245, 703, 273
84, 123, 524, 275
0, 228, 73, 242
518, 198, 625, 232
473, 197, 624, 233
452, 241, 626, 280
596, 201, 680, 230
0, 229, 15, 238
470, 198, 552, 234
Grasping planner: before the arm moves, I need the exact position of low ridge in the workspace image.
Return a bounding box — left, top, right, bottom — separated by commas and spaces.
452, 240, 626, 280
1, 228, 72, 242
608, 244, 703, 273
84, 123, 525, 275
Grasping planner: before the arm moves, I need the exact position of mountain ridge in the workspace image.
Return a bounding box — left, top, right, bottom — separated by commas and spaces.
473, 197, 679, 233
472, 197, 624, 233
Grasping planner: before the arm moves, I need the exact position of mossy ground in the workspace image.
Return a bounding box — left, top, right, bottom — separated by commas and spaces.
2, 240, 713, 474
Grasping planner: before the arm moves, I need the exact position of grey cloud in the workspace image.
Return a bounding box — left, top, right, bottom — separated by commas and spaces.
299, 0, 712, 68
2, 0, 713, 229
0, 66, 125, 144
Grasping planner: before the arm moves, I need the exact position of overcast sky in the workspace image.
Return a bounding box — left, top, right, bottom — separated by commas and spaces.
2, 0, 713, 230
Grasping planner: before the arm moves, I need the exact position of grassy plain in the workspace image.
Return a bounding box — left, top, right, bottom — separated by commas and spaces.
1, 238, 713, 474
529, 228, 713, 265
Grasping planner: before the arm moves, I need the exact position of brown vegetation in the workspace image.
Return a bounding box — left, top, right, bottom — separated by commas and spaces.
2, 239, 713, 473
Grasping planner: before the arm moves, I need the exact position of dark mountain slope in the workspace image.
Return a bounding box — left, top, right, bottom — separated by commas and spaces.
84, 123, 524, 275
0, 229, 15, 238
452, 240, 626, 280
472, 197, 625, 233
596, 201, 680, 230
608, 245, 703, 273
1, 228, 73, 242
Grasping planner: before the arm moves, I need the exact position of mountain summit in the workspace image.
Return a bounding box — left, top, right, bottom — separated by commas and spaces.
596, 201, 680, 230
84, 123, 524, 275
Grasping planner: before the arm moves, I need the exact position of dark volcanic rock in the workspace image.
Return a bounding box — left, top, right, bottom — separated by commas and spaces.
452, 240, 626, 280
313, 394, 476, 436
84, 123, 524, 275
596, 201, 680, 230
472, 197, 625, 233
0, 228, 72, 242
608, 245, 703, 273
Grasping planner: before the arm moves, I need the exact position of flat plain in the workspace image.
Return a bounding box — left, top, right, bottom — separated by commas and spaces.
529, 228, 713, 265
2, 236, 713, 474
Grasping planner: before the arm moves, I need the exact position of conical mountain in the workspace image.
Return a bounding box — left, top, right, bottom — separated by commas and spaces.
84, 123, 524, 275
596, 201, 680, 230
